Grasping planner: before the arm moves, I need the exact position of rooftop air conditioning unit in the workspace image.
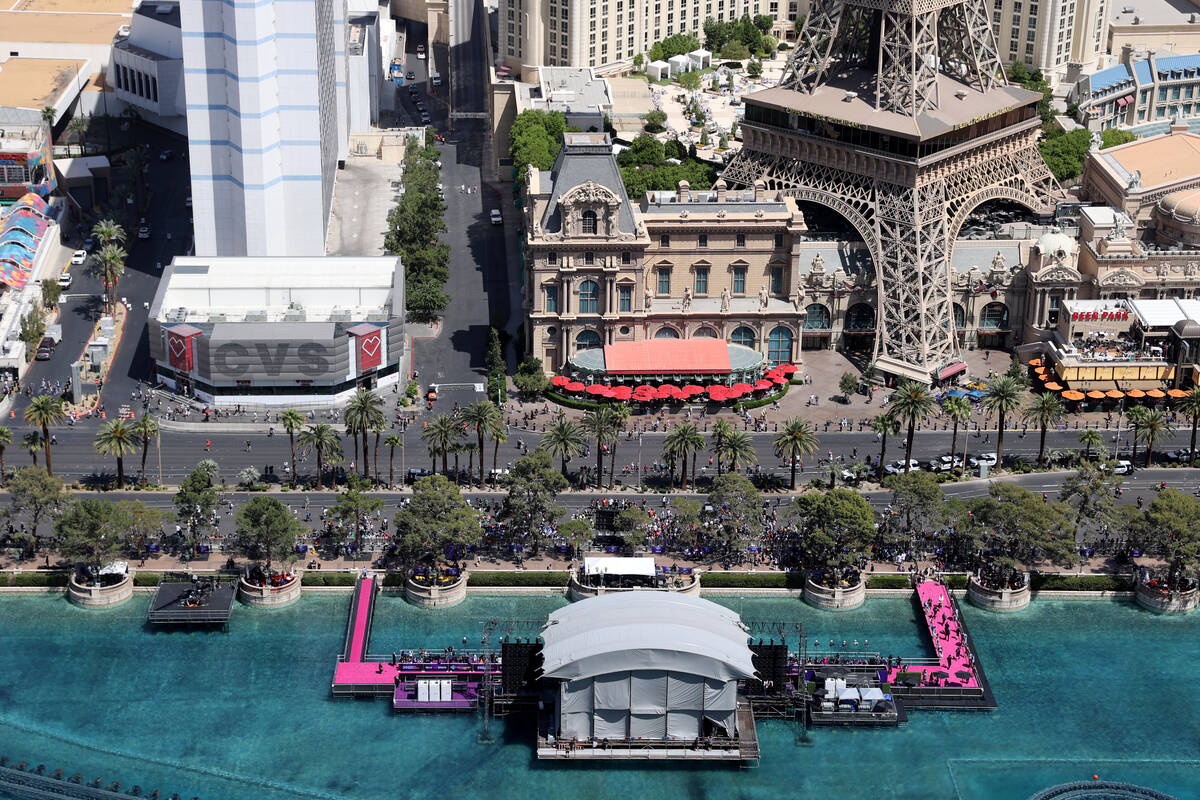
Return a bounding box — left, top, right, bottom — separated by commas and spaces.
1122, 5, 1134, 12
283, 311, 306, 321
244, 310, 267, 322
367, 311, 388, 322
329, 309, 352, 322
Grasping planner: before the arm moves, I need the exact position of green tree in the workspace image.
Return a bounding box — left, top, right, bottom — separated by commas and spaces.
613, 506, 652, 548
513, 356, 549, 395
19, 306, 45, 351
1078, 427, 1104, 461
709, 419, 735, 475
838, 372, 858, 401
1038, 128, 1091, 181
969, 483, 1076, 585
0, 426, 10, 487
1142, 489, 1200, 587
279, 409, 306, 486
981, 375, 1023, 467
703, 17, 732, 52
393, 474, 481, 568
747, 60, 762, 78
678, 71, 702, 92
460, 401, 503, 485
788, 488, 875, 582
344, 389, 385, 481
41, 106, 55, 127
174, 464, 219, 558
942, 395, 972, 472
633, 53, 645, 71
94, 419, 137, 489
1101, 129, 1136, 148
872, 413, 900, 478
606, 403, 629, 489
708, 473, 762, 554
23, 395, 64, 477
557, 518, 594, 559
89, 243, 127, 315
889, 380, 935, 473
643, 109, 667, 132
883, 470, 946, 535
499, 449, 567, 555
717, 429, 757, 473
1126, 405, 1147, 466
40, 279, 61, 309
8, 467, 66, 552
1176, 385, 1200, 467
330, 476, 385, 554
486, 327, 505, 376
422, 413, 462, 475
56, 499, 129, 581
659, 33, 701, 58
664, 422, 705, 489
65, 117, 88, 154
541, 418, 585, 480
91, 218, 125, 246
1058, 461, 1122, 545
1023, 393, 1065, 468
22, 431, 43, 467
579, 406, 618, 489
385, 434, 403, 487
299, 423, 341, 489
1131, 407, 1170, 467
234, 496, 305, 568
775, 417, 819, 489
509, 109, 567, 182
699, 128, 710, 147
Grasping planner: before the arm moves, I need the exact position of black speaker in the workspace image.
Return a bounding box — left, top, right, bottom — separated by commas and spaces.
748, 643, 787, 693
501, 641, 542, 694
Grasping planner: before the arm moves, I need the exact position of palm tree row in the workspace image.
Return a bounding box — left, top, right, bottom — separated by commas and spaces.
420, 400, 506, 484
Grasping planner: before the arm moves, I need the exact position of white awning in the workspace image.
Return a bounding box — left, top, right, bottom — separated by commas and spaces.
584, 556, 656, 577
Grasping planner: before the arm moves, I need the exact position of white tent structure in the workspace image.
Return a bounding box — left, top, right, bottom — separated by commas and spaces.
583, 557, 655, 577
687, 48, 712, 69
542, 592, 756, 741
668, 54, 692, 76
647, 60, 671, 81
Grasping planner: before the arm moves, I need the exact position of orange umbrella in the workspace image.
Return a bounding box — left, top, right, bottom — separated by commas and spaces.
1039, 373, 1054, 382
1146, 389, 1166, 399
1044, 382, 1063, 391
1034, 366, 1048, 374
1125, 389, 1146, 398
1106, 390, 1124, 399
1086, 390, 1107, 400
1062, 390, 1085, 401
1167, 388, 1189, 398
1028, 358, 1042, 367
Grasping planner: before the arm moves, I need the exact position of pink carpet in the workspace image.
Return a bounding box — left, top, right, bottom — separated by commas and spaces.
886, 580, 978, 689
347, 577, 374, 663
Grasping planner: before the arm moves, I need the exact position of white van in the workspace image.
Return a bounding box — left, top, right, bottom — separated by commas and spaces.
431, 72, 442, 86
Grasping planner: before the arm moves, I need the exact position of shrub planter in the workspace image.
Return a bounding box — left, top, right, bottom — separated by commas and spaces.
238, 574, 302, 607
1135, 580, 1200, 613
967, 574, 1031, 611
404, 572, 468, 608
68, 572, 133, 608
802, 575, 865, 610
567, 568, 700, 601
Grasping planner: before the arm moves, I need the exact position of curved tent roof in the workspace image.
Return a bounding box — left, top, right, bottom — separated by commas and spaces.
540, 591, 756, 681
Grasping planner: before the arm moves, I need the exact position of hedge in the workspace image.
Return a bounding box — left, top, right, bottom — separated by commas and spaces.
866, 574, 912, 589
544, 390, 602, 411
700, 572, 800, 588
134, 572, 163, 586
944, 575, 969, 590
302, 571, 357, 586
4, 572, 70, 587
1031, 574, 1132, 592
468, 571, 569, 587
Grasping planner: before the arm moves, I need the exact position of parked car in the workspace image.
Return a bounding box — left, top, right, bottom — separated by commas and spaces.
969, 452, 998, 468
416, 44, 425, 59
490, 209, 502, 225
1099, 459, 1133, 475
70, 250, 87, 265
420, 111, 431, 123
57, 272, 72, 289
883, 459, 922, 475
406, 70, 415, 80
35, 338, 55, 361
137, 226, 151, 239
1165, 448, 1194, 462
82, 236, 95, 251
927, 454, 963, 472
406, 467, 432, 483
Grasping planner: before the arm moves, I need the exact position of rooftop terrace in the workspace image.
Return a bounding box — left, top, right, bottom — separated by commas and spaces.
0, 58, 86, 111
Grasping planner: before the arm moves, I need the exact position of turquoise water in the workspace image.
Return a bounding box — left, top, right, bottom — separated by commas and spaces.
0, 593, 1196, 800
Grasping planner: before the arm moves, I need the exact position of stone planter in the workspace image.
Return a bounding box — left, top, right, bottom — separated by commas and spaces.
238, 574, 302, 607
802, 575, 865, 610
967, 574, 1031, 611
1135, 581, 1200, 613
404, 572, 468, 608
567, 569, 700, 601
68, 572, 133, 608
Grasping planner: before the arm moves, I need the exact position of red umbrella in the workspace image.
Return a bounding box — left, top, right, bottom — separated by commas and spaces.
683, 384, 705, 396
564, 381, 585, 392
610, 386, 633, 400
755, 379, 773, 391
777, 364, 798, 374
771, 375, 787, 385
725, 387, 744, 399
731, 382, 754, 393
706, 385, 726, 399
654, 385, 674, 399
585, 384, 610, 396
550, 375, 570, 387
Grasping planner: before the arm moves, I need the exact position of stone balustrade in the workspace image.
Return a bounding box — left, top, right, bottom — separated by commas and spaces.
67, 572, 133, 608
967, 575, 1031, 611
237, 574, 302, 607
1135, 581, 1199, 613
404, 572, 468, 607
567, 569, 700, 601
802, 575, 865, 610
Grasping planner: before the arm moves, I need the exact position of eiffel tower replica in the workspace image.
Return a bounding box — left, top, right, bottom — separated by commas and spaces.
722, 0, 1060, 382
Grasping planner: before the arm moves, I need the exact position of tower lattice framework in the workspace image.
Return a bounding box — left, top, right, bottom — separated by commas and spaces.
723, 0, 1060, 382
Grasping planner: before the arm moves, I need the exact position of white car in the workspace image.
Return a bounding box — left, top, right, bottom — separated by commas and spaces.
70, 250, 87, 265
969, 452, 998, 468
1100, 459, 1132, 475
927, 454, 963, 472
883, 459, 922, 475
490, 209, 502, 225
57, 272, 72, 289
416, 44, 426, 59
137, 226, 150, 239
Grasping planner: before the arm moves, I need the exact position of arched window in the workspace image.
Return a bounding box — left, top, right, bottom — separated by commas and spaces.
654, 326, 681, 338
693, 326, 719, 338
803, 303, 831, 330
575, 330, 602, 350
581, 210, 597, 234
979, 302, 1010, 330
953, 303, 966, 330
768, 326, 794, 366
578, 280, 600, 314
730, 326, 756, 348
845, 303, 875, 331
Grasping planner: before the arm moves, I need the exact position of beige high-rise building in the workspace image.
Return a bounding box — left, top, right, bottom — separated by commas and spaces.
990, 0, 1109, 87
500, 0, 799, 75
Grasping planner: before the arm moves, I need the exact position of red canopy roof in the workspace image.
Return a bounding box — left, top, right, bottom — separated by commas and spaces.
603, 339, 732, 375
550, 375, 570, 387
564, 381, 585, 392
585, 384, 610, 396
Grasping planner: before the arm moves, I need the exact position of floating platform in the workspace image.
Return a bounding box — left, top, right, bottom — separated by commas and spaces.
147, 575, 235, 626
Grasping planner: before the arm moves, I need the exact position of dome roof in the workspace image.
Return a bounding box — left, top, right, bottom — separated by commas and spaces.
1157, 187, 1200, 223
1172, 318, 1200, 338
1036, 228, 1076, 258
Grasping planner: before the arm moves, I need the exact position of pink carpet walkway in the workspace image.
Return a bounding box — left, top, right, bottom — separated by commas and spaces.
886, 580, 979, 689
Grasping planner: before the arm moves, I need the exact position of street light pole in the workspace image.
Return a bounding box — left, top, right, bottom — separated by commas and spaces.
638, 433, 643, 489
156, 429, 162, 486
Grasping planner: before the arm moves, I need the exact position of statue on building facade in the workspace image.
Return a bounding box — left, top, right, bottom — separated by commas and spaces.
793, 283, 806, 312
1089, 131, 1103, 152
720, 286, 731, 312
759, 283, 770, 309
644, 285, 654, 312
681, 286, 692, 311
1128, 169, 1142, 191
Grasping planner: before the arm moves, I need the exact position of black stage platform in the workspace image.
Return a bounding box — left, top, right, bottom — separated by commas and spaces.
147, 575, 236, 626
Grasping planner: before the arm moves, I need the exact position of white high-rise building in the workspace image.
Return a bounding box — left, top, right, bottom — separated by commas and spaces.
989, 0, 1109, 88
181, 0, 347, 257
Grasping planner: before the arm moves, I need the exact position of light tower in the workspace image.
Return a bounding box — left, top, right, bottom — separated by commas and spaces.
722, 0, 1060, 383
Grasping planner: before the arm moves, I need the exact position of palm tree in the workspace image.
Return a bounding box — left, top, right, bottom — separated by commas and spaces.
942, 396, 971, 473
1131, 407, 1170, 467
871, 413, 900, 479
23, 395, 64, 476
981, 375, 1023, 468
279, 409, 306, 487
1176, 386, 1200, 467
460, 401, 503, 485
299, 423, 341, 489
663, 423, 705, 489
0, 426, 10, 487
385, 434, 403, 487
126, 146, 149, 213
889, 380, 935, 473
66, 117, 89, 156
541, 418, 585, 480
1023, 393, 1065, 468
94, 419, 137, 489
129, 414, 158, 485
23, 431, 43, 467
709, 419, 735, 475
91, 218, 125, 247
491, 423, 508, 487
1078, 428, 1104, 461
89, 243, 127, 315
421, 414, 461, 475
607, 403, 629, 489
579, 407, 618, 489
775, 417, 820, 489
41, 106, 55, 128
719, 430, 757, 473
344, 389, 385, 480
1126, 406, 1147, 466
